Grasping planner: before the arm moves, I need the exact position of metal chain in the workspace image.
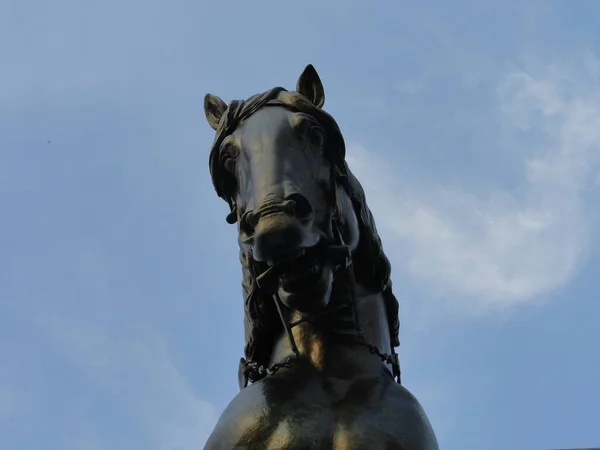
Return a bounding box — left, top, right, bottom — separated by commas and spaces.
243, 354, 297, 381
358, 340, 398, 366
241, 340, 399, 387
330, 331, 400, 377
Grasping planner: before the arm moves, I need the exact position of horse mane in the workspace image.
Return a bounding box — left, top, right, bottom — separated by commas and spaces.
208, 88, 400, 369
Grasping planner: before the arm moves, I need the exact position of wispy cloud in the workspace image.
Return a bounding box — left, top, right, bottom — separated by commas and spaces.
347, 55, 600, 312
41, 318, 218, 449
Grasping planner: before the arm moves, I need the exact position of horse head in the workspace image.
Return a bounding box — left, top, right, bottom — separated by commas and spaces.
204, 65, 399, 378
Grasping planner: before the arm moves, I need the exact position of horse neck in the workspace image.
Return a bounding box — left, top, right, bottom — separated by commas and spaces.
269, 284, 394, 378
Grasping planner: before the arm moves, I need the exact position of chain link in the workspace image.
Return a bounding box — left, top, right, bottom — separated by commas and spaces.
244, 354, 297, 381
360, 341, 397, 366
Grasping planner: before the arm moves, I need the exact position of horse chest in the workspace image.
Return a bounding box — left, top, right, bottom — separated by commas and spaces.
260, 405, 406, 450
204, 374, 437, 450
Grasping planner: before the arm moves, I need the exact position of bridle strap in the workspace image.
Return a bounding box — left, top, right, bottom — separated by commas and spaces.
271, 293, 300, 357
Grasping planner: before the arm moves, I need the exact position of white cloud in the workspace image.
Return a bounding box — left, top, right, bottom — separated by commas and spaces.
347, 56, 600, 312
42, 318, 218, 449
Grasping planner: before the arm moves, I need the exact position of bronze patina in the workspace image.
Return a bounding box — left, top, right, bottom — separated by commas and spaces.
203, 65, 438, 449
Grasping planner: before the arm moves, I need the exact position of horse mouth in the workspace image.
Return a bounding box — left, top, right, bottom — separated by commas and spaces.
279, 260, 323, 292
257, 241, 349, 312
267, 246, 325, 292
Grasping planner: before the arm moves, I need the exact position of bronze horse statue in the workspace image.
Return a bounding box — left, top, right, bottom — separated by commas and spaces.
202, 65, 438, 449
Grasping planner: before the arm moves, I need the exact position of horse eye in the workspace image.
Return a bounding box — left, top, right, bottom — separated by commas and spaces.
306, 125, 326, 149
220, 143, 239, 172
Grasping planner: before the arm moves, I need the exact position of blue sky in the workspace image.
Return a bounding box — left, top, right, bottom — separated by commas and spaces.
1, 0, 599, 448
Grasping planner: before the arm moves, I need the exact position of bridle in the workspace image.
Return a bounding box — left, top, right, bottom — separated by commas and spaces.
235, 165, 402, 390
207, 90, 401, 390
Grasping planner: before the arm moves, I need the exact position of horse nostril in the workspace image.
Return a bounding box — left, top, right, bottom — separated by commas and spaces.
285, 193, 314, 221
284, 201, 295, 215
240, 210, 258, 236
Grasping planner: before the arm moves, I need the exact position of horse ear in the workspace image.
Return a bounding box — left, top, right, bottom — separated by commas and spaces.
296, 64, 325, 108
204, 93, 227, 130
